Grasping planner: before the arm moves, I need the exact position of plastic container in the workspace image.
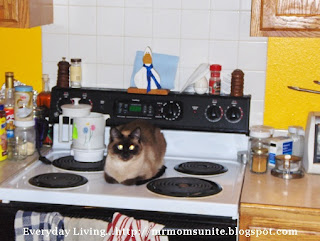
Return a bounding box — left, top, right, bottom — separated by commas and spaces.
288, 126, 304, 158
70, 58, 82, 88
14, 85, 33, 122
4, 72, 15, 139
0, 104, 7, 161
249, 125, 272, 174
209, 64, 221, 95
14, 120, 36, 156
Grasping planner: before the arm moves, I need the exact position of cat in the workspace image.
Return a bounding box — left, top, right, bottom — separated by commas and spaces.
104, 119, 167, 185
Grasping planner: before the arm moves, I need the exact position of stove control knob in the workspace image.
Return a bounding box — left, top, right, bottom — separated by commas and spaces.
225, 106, 243, 123
205, 105, 223, 122
162, 101, 181, 121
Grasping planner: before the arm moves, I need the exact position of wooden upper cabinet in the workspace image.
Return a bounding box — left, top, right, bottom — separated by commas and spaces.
0, 0, 53, 28
251, 0, 320, 37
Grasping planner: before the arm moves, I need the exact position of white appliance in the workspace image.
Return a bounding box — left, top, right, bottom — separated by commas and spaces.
303, 111, 320, 174
0, 87, 251, 241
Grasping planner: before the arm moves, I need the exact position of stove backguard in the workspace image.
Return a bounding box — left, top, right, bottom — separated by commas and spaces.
49, 87, 250, 134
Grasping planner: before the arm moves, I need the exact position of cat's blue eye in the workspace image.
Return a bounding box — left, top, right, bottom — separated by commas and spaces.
117, 144, 123, 150
129, 145, 135, 151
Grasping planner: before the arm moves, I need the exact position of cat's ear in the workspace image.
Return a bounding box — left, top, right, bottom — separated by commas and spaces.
130, 127, 141, 141
110, 127, 123, 139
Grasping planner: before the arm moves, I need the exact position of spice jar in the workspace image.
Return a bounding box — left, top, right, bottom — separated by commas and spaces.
70, 58, 82, 88
209, 64, 221, 95
249, 126, 272, 174
14, 120, 36, 156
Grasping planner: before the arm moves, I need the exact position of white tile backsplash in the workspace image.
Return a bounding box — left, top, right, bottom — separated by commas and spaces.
181, 0, 210, 10
210, 11, 240, 40
181, 10, 210, 39
97, 7, 124, 36
97, 36, 124, 65
69, 35, 97, 63
69, 6, 96, 35
211, 0, 240, 10
42, 1, 267, 125
153, 9, 181, 39
124, 8, 153, 37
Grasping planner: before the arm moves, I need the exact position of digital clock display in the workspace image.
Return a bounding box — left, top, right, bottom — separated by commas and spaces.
129, 104, 142, 112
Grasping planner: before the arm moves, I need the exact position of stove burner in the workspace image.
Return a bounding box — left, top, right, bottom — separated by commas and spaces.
147, 177, 222, 198
53, 156, 105, 172
29, 173, 88, 188
174, 161, 228, 175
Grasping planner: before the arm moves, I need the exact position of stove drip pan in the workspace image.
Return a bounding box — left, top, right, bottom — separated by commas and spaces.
53, 155, 105, 172
174, 161, 228, 175
147, 177, 222, 198
29, 173, 88, 189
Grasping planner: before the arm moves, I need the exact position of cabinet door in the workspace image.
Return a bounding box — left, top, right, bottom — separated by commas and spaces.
251, 0, 320, 37
0, 0, 19, 24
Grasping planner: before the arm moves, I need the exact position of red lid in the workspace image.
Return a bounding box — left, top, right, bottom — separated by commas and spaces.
210, 64, 222, 71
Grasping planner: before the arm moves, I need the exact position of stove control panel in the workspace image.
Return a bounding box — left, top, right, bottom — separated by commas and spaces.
50, 87, 251, 134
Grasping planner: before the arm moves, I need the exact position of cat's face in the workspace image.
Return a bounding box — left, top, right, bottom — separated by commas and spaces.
109, 127, 142, 161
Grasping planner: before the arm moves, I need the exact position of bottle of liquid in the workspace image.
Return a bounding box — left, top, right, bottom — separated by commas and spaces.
4, 72, 15, 139
37, 74, 51, 109
70, 58, 82, 88
209, 64, 221, 95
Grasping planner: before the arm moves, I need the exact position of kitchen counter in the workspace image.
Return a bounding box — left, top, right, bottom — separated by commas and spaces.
241, 165, 320, 209
240, 166, 320, 240
0, 148, 50, 184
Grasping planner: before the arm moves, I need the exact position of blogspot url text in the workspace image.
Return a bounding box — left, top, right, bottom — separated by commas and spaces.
156, 227, 298, 238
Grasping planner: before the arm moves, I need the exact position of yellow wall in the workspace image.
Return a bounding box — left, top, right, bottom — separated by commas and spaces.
264, 38, 320, 130
0, 27, 42, 92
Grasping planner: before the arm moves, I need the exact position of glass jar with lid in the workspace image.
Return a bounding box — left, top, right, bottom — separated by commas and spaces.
70, 58, 82, 88
14, 120, 36, 156
249, 125, 273, 174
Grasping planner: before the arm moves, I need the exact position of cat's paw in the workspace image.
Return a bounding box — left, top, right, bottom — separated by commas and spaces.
104, 172, 119, 184
121, 176, 145, 186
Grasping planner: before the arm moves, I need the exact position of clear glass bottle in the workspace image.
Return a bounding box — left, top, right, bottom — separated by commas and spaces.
209, 64, 221, 95
37, 74, 51, 109
249, 126, 272, 174
70, 58, 82, 88
14, 120, 36, 156
4, 72, 15, 139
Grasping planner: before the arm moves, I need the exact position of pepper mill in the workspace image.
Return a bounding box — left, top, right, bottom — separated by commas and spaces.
230, 69, 244, 97
57, 57, 70, 88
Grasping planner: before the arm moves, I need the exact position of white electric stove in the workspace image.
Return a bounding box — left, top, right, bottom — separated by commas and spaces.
0, 126, 247, 220
0, 87, 251, 240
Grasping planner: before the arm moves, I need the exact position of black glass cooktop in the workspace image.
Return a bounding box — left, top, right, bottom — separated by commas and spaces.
147, 177, 222, 198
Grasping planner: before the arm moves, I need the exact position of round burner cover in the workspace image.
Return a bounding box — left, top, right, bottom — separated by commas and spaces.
53, 156, 105, 172
147, 177, 222, 198
29, 173, 88, 188
174, 161, 228, 175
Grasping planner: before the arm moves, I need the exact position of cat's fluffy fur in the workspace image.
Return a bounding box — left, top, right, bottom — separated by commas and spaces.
104, 119, 166, 185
